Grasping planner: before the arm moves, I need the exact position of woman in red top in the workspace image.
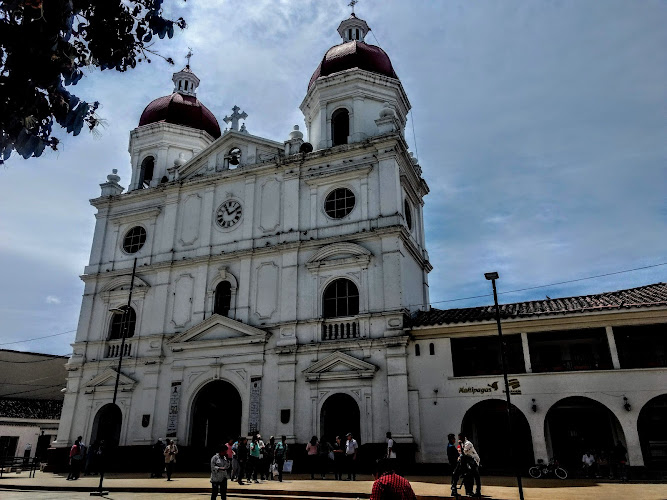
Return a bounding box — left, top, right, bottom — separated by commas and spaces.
67, 439, 82, 480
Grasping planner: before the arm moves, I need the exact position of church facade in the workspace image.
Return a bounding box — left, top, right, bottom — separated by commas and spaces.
57, 13, 431, 461
56, 12, 667, 474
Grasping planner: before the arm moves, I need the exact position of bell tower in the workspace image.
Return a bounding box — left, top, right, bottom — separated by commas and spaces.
301, 13, 410, 150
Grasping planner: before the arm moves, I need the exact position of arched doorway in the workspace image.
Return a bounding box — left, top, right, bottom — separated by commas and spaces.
461, 400, 534, 472
190, 380, 242, 451
320, 393, 361, 446
545, 396, 626, 470
90, 403, 122, 446
638, 394, 667, 469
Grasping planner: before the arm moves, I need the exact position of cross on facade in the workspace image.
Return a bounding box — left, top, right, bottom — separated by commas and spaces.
185, 48, 193, 67
223, 105, 248, 132
348, 0, 358, 14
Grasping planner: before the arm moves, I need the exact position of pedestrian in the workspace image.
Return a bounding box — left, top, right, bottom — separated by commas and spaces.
66, 438, 83, 480
265, 436, 276, 480
225, 438, 235, 477
151, 438, 165, 478
237, 436, 248, 485
345, 432, 358, 480
386, 431, 397, 471
274, 435, 288, 482
231, 438, 239, 481
211, 444, 231, 500
319, 436, 331, 479
612, 441, 628, 482
370, 458, 416, 500
306, 435, 319, 479
582, 450, 596, 478
458, 433, 481, 498
84, 440, 97, 476
248, 434, 261, 483
446, 434, 460, 496
332, 436, 345, 480
257, 434, 266, 480
164, 439, 178, 481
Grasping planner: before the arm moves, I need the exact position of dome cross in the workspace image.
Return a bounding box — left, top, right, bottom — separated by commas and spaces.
348, 0, 358, 14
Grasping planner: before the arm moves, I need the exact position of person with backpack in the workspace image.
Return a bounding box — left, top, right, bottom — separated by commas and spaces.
274, 435, 288, 482
67, 438, 84, 480
211, 444, 231, 500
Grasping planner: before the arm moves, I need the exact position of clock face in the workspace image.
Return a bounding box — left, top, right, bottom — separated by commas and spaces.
216, 199, 242, 228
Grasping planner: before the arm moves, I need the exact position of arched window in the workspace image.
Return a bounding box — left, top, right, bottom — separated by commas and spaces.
415, 344, 421, 356
139, 156, 154, 189
429, 343, 435, 355
323, 278, 359, 318
331, 108, 349, 146
214, 281, 232, 317
109, 306, 136, 340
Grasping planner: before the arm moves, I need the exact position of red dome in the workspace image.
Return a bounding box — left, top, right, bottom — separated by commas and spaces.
308, 41, 398, 90
138, 93, 221, 139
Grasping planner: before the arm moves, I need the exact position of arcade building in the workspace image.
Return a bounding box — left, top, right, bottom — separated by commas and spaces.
54, 12, 667, 473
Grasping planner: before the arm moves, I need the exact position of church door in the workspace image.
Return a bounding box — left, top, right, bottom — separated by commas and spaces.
91, 403, 122, 446
191, 381, 242, 452
320, 393, 361, 446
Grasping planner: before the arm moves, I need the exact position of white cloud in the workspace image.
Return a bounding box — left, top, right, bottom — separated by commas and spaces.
45, 296, 62, 305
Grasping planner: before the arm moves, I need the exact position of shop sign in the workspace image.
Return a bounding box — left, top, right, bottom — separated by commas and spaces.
458, 378, 522, 395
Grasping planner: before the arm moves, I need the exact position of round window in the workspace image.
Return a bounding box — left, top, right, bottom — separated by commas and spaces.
324, 188, 355, 219
404, 199, 413, 230
122, 226, 147, 254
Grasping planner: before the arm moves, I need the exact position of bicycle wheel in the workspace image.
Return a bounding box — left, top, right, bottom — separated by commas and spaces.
555, 467, 568, 480
529, 466, 542, 479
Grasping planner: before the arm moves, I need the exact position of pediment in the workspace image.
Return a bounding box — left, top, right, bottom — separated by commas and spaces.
178, 131, 283, 180
84, 368, 136, 393
168, 314, 269, 350
303, 351, 377, 381
306, 242, 372, 271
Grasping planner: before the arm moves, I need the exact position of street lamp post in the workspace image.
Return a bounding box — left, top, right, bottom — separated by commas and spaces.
91, 258, 138, 496
484, 271, 525, 500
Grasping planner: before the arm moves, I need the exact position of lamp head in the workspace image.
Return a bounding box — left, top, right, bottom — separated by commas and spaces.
484, 271, 499, 281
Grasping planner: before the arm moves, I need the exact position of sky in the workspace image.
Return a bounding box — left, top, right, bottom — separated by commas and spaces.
0, 0, 665, 355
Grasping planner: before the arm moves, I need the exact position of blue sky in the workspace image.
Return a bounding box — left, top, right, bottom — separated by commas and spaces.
0, 0, 665, 355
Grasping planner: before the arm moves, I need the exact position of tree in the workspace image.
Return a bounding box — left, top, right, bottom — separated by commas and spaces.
0, 0, 186, 164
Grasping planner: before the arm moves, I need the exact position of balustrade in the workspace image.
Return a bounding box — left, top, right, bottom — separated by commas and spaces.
105, 340, 133, 359
322, 317, 360, 341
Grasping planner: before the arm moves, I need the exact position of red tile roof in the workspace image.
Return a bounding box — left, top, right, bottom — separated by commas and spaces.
412, 282, 667, 327
138, 93, 221, 138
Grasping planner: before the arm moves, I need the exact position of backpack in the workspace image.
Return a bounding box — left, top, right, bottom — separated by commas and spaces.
275, 442, 285, 459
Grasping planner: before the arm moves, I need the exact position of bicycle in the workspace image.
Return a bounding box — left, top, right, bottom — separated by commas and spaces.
529, 458, 568, 480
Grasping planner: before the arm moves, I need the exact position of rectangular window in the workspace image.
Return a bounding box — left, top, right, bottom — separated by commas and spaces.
613, 323, 667, 368
451, 335, 525, 376
528, 328, 613, 372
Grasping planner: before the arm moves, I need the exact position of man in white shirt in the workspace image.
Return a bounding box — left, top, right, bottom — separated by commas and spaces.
458, 433, 481, 498
386, 432, 397, 459
345, 433, 358, 480
582, 451, 596, 478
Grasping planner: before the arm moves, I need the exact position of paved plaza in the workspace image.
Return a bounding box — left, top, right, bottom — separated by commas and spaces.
0, 471, 666, 500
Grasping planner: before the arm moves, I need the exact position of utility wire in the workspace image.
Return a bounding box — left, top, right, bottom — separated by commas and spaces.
0, 329, 76, 347
423, 261, 667, 308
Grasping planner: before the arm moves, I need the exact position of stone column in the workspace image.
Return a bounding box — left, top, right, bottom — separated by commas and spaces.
521, 332, 532, 372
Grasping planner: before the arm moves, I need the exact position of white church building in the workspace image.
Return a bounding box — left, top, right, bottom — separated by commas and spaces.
56, 12, 667, 473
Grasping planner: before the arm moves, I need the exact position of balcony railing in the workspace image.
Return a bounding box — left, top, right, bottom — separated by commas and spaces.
322, 317, 360, 341
105, 339, 134, 359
